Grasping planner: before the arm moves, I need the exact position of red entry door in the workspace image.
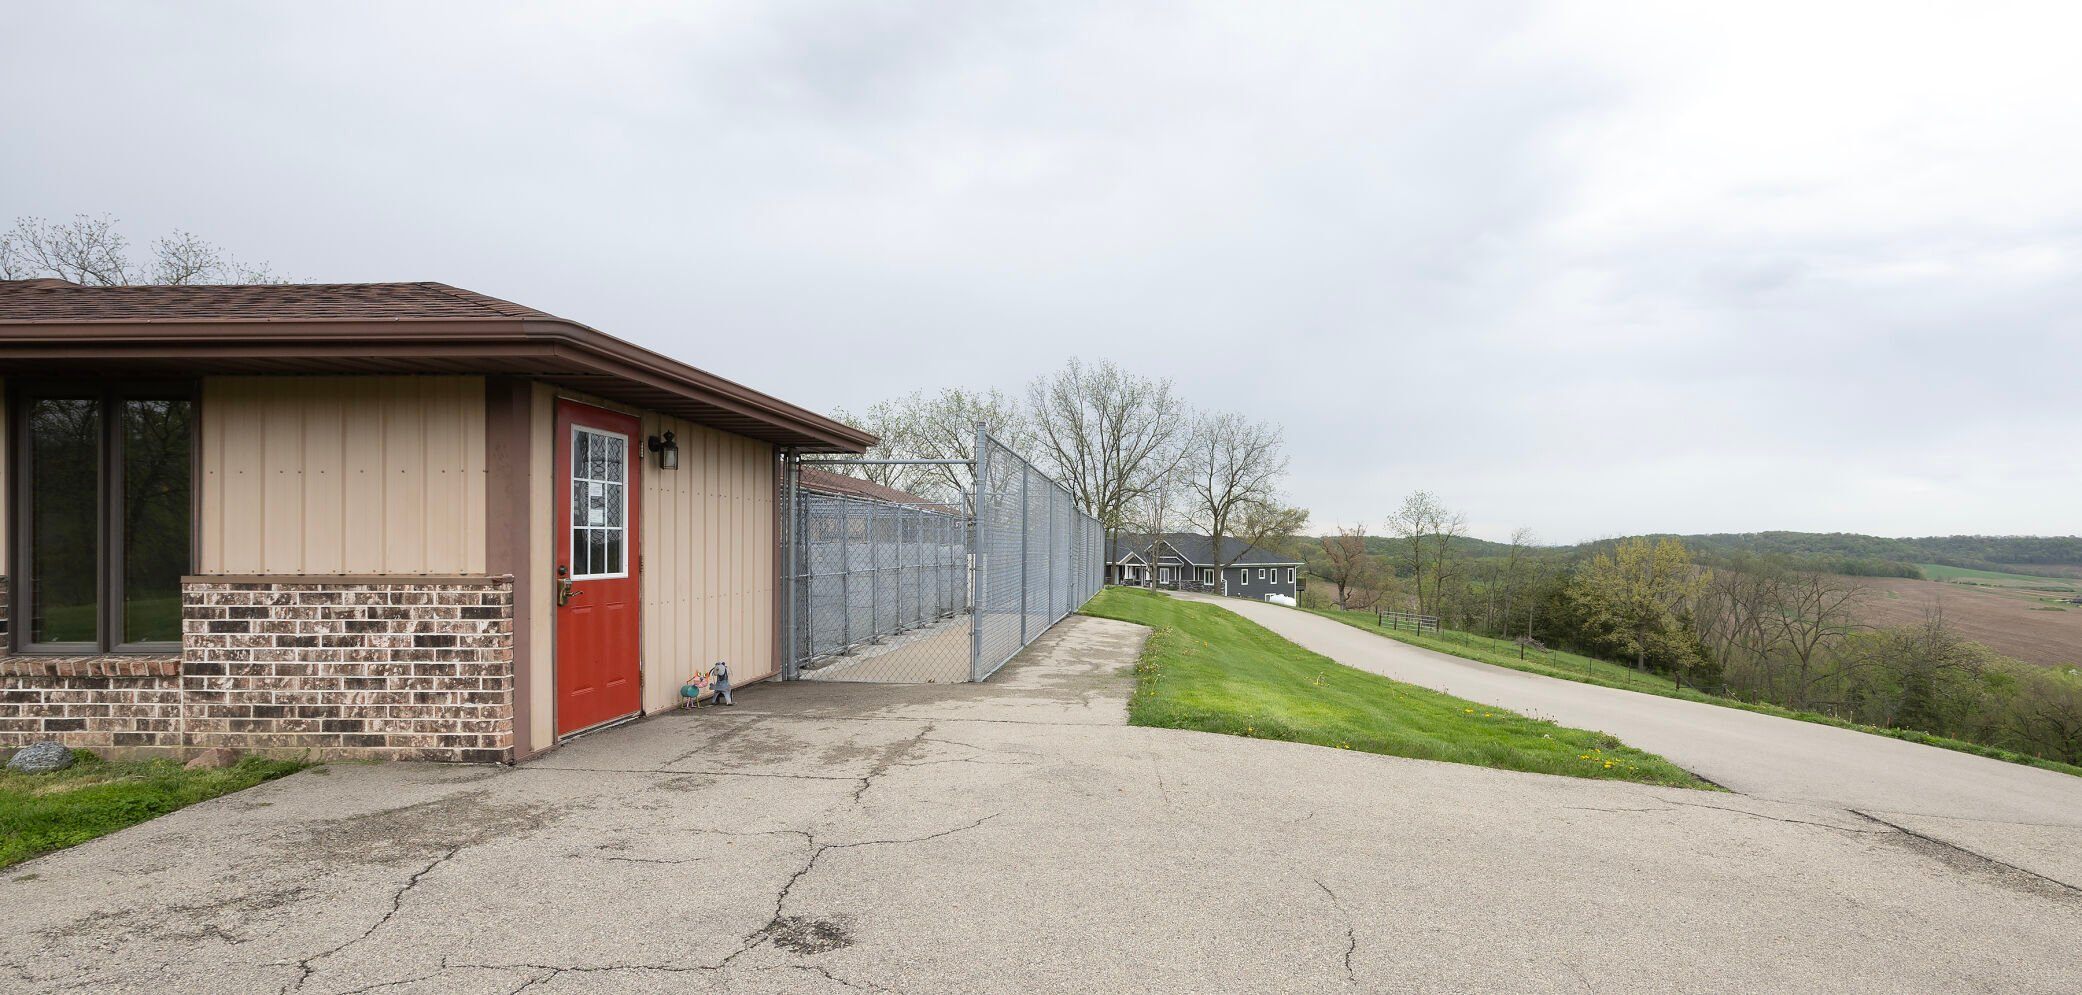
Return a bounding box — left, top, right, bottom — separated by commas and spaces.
554, 400, 642, 736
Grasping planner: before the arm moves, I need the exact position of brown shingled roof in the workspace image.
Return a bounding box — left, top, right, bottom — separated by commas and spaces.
0, 281, 553, 322
0, 280, 874, 453
799, 467, 956, 511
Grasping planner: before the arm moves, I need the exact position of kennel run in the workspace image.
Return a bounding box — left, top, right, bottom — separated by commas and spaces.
779, 426, 1104, 684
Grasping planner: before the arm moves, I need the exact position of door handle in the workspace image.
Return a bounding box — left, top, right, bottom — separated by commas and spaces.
556, 565, 580, 607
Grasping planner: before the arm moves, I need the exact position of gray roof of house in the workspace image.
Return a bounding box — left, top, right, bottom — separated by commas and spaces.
1110, 532, 1301, 567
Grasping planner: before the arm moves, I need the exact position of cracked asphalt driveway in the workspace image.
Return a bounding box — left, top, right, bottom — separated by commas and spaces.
6, 615, 2082, 994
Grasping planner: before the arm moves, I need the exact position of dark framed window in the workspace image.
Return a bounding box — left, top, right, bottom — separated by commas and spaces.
12, 382, 196, 654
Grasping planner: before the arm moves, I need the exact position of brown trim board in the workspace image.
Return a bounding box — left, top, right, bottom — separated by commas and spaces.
483, 376, 538, 762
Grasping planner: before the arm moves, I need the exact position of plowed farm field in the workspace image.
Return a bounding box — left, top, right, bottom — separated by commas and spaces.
1849, 574, 2082, 668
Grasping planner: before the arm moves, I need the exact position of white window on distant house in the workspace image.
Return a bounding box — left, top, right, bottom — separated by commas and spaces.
1257, 568, 1267, 580
1240, 570, 1249, 586
1287, 568, 1296, 584
1201, 569, 1213, 584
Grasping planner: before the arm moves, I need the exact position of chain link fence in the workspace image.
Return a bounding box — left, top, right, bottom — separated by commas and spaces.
971, 430, 1104, 680
781, 426, 1103, 683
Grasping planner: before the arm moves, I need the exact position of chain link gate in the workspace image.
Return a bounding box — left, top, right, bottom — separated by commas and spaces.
781, 425, 1103, 683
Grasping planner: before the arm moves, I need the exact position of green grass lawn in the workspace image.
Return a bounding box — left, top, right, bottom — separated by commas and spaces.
1306, 605, 2082, 779
1, 750, 307, 870
1081, 587, 1712, 789
1915, 563, 2079, 592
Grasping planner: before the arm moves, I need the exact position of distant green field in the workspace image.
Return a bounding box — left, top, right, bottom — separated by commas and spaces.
1915, 563, 2079, 592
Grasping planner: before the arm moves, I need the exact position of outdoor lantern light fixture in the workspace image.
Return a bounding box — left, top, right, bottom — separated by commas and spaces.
647, 431, 679, 470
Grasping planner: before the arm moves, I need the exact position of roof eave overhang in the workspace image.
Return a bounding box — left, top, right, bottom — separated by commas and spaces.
0, 316, 876, 453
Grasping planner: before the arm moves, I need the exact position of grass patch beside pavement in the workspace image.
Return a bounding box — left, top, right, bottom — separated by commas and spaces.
1, 750, 307, 870
1082, 587, 1712, 789
1306, 605, 2082, 780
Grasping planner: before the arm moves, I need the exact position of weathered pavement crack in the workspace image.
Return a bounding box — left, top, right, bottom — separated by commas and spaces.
280, 844, 463, 993
1313, 878, 1358, 983
446, 959, 714, 994
724, 813, 1005, 969
1660, 799, 1884, 836
516, 765, 866, 781
771, 962, 899, 993
1566, 799, 1886, 837
850, 722, 937, 808
327, 970, 445, 995
1852, 810, 2082, 899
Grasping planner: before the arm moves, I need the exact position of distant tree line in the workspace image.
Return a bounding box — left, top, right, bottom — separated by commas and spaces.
1301, 499, 2082, 766
1658, 531, 2082, 578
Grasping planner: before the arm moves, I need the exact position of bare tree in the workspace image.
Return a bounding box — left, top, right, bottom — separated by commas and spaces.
1180, 412, 1287, 595
1118, 464, 1184, 589
1386, 493, 1432, 613
1496, 527, 1537, 636
1385, 490, 1464, 618
916, 387, 1030, 514
1235, 500, 1308, 564
1025, 358, 1188, 554
1319, 526, 1385, 610
824, 388, 1028, 515
1771, 571, 1867, 708
1693, 557, 1790, 697
825, 399, 920, 491
3, 214, 279, 285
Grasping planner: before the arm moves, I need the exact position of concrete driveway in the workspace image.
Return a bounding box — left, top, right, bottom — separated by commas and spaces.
5, 614, 2081, 994
1187, 593, 2082, 889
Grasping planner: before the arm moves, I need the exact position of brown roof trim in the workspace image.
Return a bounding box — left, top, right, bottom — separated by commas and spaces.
0, 309, 875, 453
799, 466, 950, 508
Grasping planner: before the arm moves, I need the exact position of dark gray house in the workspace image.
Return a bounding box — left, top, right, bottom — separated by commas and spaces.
1108, 533, 1303, 600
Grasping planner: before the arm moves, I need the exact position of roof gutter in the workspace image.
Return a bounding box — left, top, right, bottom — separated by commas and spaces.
0, 314, 877, 453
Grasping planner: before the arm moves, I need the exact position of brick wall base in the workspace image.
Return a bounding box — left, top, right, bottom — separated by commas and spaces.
0, 657, 182, 750
0, 577, 515, 763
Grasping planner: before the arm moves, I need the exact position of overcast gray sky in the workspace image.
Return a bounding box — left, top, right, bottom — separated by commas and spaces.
6, 1, 2077, 543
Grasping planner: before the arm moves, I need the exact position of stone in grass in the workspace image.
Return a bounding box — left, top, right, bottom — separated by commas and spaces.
6, 740, 77, 773
183, 748, 240, 770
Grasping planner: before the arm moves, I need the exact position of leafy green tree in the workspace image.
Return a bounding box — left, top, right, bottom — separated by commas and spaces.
1567, 537, 1708, 681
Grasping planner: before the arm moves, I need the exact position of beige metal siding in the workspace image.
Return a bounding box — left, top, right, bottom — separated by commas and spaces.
639, 413, 776, 712
198, 376, 488, 575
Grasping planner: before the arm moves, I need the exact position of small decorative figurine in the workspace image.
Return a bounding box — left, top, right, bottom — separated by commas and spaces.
709, 661, 733, 706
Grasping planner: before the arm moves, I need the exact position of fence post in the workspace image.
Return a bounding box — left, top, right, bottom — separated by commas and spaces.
872, 502, 884, 641
1018, 463, 1030, 646
969, 422, 988, 682
839, 499, 852, 651
1046, 483, 1056, 623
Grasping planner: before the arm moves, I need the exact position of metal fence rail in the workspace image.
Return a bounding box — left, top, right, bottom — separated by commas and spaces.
780, 424, 1103, 684
1374, 609, 1440, 634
